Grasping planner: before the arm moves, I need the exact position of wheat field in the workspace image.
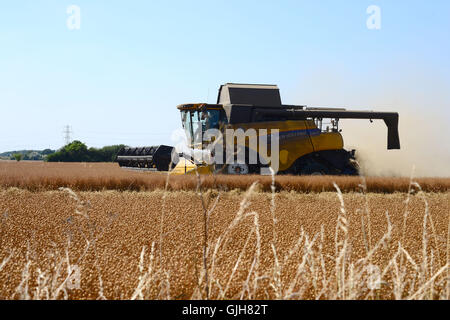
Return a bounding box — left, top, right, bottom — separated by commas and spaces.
0, 161, 449, 193
0, 161, 449, 300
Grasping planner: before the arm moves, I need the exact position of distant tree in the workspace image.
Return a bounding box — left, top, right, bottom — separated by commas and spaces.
42, 149, 55, 155
47, 140, 89, 162
45, 153, 60, 162
26, 152, 43, 160
96, 145, 125, 162
13, 153, 23, 162
88, 147, 102, 162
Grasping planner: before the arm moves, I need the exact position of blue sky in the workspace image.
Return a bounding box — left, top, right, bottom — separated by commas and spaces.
1, 1, 449, 175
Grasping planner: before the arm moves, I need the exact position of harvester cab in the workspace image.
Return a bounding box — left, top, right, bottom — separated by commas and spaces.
179, 104, 227, 148
116, 83, 400, 175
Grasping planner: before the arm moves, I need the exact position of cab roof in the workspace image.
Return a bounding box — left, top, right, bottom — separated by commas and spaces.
176, 103, 222, 111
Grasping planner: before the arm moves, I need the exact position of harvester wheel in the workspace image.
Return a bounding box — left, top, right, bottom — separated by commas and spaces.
301, 163, 329, 175
227, 164, 250, 175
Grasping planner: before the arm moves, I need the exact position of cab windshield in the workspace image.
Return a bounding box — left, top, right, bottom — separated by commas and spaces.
180, 109, 224, 146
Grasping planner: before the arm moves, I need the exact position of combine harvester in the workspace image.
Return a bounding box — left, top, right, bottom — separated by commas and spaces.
116, 83, 400, 175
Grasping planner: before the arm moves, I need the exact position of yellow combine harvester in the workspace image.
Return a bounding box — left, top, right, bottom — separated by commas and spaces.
116, 83, 400, 175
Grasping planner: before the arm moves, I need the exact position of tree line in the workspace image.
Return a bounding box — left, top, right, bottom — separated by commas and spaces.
2, 149, 55, 161
45, 141, 124, 162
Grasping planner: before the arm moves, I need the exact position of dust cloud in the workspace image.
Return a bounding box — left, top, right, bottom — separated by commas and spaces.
342, 109, 450, 177
289, 64, 450, 177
